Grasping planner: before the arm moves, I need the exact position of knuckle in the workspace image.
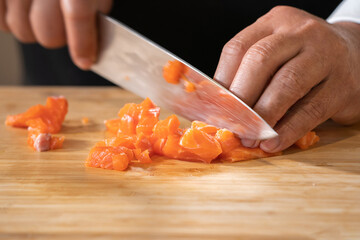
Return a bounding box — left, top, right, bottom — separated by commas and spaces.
222, 38, 247, 56
266, 5, 295, 18
29, 11, 66, 48
5, 15, 34, 43
256, 13, 271, 24
256, 6, 287, 23
229, 84, 248, 104
243, 41, 274, 66
301, 100, 328, 122
277, 67, 306, 98
304, 18, 321, 29
270, 5, 291, 14
62, 0, 95, 21
296, 18, 327, 39
229, 84, 243, 97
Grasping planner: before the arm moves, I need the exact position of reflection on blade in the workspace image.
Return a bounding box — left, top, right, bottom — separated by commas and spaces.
91, 14, 278, 140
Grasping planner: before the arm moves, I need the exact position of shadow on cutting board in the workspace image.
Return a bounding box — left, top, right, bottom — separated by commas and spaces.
279, 120, 360, 174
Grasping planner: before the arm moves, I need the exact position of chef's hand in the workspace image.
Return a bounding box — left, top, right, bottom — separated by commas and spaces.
0, 0, 112, 70
214, 6, 360, 153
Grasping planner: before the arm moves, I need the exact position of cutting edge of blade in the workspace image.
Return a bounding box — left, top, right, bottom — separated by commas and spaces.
99, 14, 278, 140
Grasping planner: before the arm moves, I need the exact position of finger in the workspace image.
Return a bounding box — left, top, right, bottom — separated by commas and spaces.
213, 20, 273, 88
233, 34, 302, 148
229, 33, 303, 107
241, 51, 329, 149
5, 0, 36, 43
0, 0, 9, 31
60, 0, 97, 70
30, 0, 66, 48
241, 139, 260, 148
253, 51, 330, 128
259, 80, 339, 153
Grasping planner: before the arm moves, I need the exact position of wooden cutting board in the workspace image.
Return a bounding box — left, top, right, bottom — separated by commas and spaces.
1, 86, 360, 240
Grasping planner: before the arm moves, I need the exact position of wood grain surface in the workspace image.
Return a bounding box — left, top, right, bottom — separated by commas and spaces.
1, 86, 360, 240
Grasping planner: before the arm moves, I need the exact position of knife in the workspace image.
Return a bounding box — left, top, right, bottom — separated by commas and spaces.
91, 14, 277, 140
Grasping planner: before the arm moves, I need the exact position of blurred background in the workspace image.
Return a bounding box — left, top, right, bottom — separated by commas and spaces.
0, 0, 342, 86
0, 31, 22, 85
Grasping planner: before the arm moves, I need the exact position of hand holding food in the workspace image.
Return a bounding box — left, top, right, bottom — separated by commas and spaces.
214, 6, 360, 153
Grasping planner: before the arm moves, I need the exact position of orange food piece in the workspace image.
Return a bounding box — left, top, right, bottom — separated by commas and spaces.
179, 128, 222, 163
162, 134, 202, 162
86, 146, 131, 170
220, 147, 282, 163
50, 136, 65, 150
137, 149, 152, 164
215, 129, 241, 154
81, 117, 89, 125
104, 118, 122, 134
163, 60, 196, 93
102, 134, 135, 149
150, 115, 180, 155
152, 138, 166, 155
6, 96, 67, 133
163, 60, 185, 84
136, 106, 160, 135
5, 96, 68, 152
117, 104, 139, 135
152, 115, 180, 139
86, 98, 320, 171
184, 79, 196, 92
295, 131, 320, 150
139, 97, 157, 109
134, 133, 152, 152
106, 98, 160, 136
191, 121, 219, 136
132, 148, 142, 159
27, 126, 65, 152
112, 153, 130, 171
162, 134, 182, 158
117, 103, 139, 119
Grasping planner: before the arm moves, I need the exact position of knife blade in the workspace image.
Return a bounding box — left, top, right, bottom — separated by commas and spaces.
91, 14, 277, 140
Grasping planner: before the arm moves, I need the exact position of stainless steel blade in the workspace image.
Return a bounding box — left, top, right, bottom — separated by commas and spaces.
91, 14, 277, 140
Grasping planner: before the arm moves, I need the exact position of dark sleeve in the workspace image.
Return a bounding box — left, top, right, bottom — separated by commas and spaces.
20, 43, 112, 86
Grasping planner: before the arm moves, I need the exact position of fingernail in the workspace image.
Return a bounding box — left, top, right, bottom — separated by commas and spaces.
260, 137, 280, 153
241, 139, 260, 148
76, 57, 93, 70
